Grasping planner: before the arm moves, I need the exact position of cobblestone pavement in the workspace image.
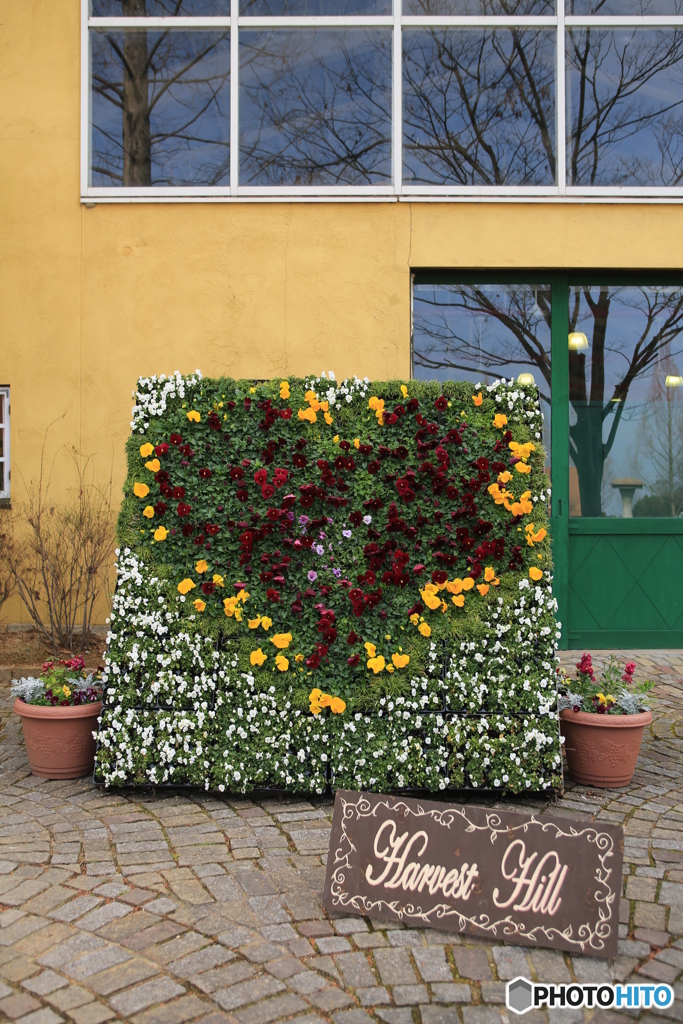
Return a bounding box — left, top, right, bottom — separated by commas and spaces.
0, 651, 681, 1024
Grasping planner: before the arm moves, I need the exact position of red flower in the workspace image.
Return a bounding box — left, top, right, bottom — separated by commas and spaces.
199, 468, 213, 479
407, 398, 419, 412
177, 502, 192, 517
201, 581, 216, 595
267, 508, 280, 521
172, 486, 185, 499
206, 524, 221, 536
244, 398, 252, 410
230, 467, 244, 480
266, 588, 281, 603
368, 460, 381, 475
280, 408, 292, 419
431, 570, 448, 584
413, 563, 425, 575
384, 413, 398, 425
182, 523, 194, 537
347, 631, 360, 644
208, 412, 222, 431
261, 483, 275, 499
154, 502, 167, 515
155, 443, 169, 456
434, 396, 448, 411
169, 433, 183, 446
293, 454, 307, 468
347, 654, 360, 666
306, 653, 320, 669
236, 489, 248, 502
254, 469, 268, 485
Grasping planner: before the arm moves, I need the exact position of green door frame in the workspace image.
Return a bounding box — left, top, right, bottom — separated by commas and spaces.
412, 270, 683, 649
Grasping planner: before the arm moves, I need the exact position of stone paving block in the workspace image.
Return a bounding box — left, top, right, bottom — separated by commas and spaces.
528, 948, 571, 984
287, 970, 332, 996
335, 952, 376, 989
265, 956, 307, 980
234, 992, 308, 1024
357, 986, 391, 1006
660, 882, 683, 906
374, 948, 418, 986
65, 944, 132, 981
420, 1007, 460, 1024
431, 983, 472, 1003
1, 878, 51, 906
145, 898, 179, 916
461, 1008, 505, 1024
213, 974, 286, 1011
49, 897, 102, 923
376, 1010, 413, 1024
168, 944, 235, 978
131, 993, 210, 1024
0, 990, 42, 1018
45, 985, 95, 1011
217, 925, 261, 949
480, 981, 505, 1004
88, 958, 160, 995
625, 876, 658, 901
247, 897, 290, 926
13, 1009, 65, 1024
288, 938, 315, 958
192, 961, 257, 994
22, 969, 70, 996
281, 893, 323, 922
352, 933, 388, 949
656, 947, 683, 969
333, 919, 368, 935
453, 947, 492, 981
634, 927, 670, 947
387, 931, 424, 949
241, 943, 284, 964
307, 987, 355, 1011
491, 945, 529, 981
637, 959, 679, 983
413, 947, 453, 983
147, 931, 210, 966
109, 977, 186, 1015
68, 1003, 116, 1024
77, 901, 133, 932
124, 921, 186, 951
392, 984, 429, 1005
0, 956, 42, 982
330, 1009, 375, 1024
634, 902, 667, 930
316, 937, 351, 955
22, 885, 74, 916
298, 922, 332, 938
0, 914, 46, 947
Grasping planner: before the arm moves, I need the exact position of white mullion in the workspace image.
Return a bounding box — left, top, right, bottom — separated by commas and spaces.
393, 0, 402, 195
238, 16, 392, 26
81, 0, 90, 195
231, 0, 239, 193
88, 16, 232, 27
399, 15, 556, 27
557, 0, 565, 195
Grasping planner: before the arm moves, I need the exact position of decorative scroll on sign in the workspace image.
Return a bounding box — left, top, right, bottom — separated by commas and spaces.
322, 791, 623, 958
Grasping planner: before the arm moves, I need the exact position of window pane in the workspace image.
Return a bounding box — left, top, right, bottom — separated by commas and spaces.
91, 30, 230, 186
567, 30, 683, 187
412, 282, 551, 455
91, 1, 231, 13
403, 0, 554, 14
240, 0, 390, 14
568, 1, 683, 13
568, 286, 683, 518
403, 30, 556, 186
239, 30, 392, 186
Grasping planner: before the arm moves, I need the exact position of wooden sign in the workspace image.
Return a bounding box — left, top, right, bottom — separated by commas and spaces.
323, 791, 623, 958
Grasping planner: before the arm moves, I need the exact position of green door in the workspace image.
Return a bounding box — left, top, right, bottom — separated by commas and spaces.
412, 272, 683, 649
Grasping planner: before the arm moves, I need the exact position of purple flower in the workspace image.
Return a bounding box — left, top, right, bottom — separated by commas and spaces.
314, 544, 324, 556
363, 515, 372, 525
332, 568, 342, 577
299, 515, 310, 526
308, 570, 318, 582
342, 530, 352, 538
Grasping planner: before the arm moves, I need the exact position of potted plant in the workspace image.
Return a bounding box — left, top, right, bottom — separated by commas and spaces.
12, 657, 103, 779
558, 654, 653, 788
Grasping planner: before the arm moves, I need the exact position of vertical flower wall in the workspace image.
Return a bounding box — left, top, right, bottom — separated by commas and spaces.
95, 372, 561, 793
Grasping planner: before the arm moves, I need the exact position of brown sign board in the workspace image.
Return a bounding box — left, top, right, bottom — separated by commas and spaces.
323, 791, 623, 958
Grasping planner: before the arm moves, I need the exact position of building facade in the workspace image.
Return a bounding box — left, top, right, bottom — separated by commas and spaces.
2, 0, 683, 646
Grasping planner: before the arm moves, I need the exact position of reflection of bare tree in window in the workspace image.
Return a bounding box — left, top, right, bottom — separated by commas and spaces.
632, 372, 683, 517
403, 29, 556, 185
413, 285, 551, 402
239, 31, 391, 186
568, 289, 683, 516
567, 29, 683, 186
404, 1, 553, 15
91, 2, 230, 186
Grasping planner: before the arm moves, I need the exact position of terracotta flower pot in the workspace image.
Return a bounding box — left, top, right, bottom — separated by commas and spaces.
560, 707, 652, 788
14, 698, 102, 779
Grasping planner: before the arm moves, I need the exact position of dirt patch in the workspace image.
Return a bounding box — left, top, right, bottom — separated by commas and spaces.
0, 630, 107, 670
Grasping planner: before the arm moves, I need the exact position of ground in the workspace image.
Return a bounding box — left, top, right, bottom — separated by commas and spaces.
0, 649, 681, 1024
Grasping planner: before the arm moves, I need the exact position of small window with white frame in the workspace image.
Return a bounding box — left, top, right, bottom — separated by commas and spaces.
0, 386, 9, 504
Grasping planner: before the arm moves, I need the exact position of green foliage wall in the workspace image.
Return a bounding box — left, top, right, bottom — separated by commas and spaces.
96, 371, 561, 793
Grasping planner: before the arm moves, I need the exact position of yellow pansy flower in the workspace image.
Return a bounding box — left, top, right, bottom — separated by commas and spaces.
250, 648, 267, 667
452, 595, 465, 608
298, 407, 317, 423
353, 438, 360, 448
529, 567, 544, 581
63, 686, 71, 698
493, 414, 508, 429
133, 482, 150, 498
385, 664, 395, 673
145, 458, 160, 473
248, 616, 261, 629
367, 655, 385, 674
400, 385, 409, 399
324, 412, 333, 425
295, 653, 304, 662
364, 642, 377, 658
409, 612, 420, 625
143, 506, 154, 519
421, 590, 442, 611
187, 410, 201, 422
477, 583, 490, 596
195, 559, 208, 573
330, 697, 346, 714
462, 578, 475, 591
271, 633, 292, 649
261, 616, 272, 630
177, 578, 196, 595
280, 381, 290, 400
472, 392, 483, 406
392, 653, 410, 669
418, 622, 431, 637
154, 526, 168, 542
193, 599, 206, 612
497, 471, 512, 484
139, 442, 154, 458
514, 462, 532, 474
275, 655, 289, 672
212, 574, 224, 587
447, 578, 463, 595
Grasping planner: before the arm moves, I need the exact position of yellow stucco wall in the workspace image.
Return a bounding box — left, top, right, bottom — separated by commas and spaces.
2, 0, 683, 624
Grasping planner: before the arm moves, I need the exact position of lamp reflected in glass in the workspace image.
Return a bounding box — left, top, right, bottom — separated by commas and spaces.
517, 372, 535, 386
568, 332, 589, 351
665, 374, 683, 387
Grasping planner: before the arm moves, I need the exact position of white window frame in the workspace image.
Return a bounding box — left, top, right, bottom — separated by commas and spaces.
0, 386, 9, 503
81, 1, 683, 202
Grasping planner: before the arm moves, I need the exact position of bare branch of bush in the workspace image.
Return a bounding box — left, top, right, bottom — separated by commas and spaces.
0, 425, 116, 652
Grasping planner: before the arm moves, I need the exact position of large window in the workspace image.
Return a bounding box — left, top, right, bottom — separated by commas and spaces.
83, 0, 683, 199
0, 387, 9, 505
